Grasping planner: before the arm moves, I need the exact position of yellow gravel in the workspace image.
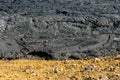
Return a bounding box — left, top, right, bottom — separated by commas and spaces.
0, 55, 120, 80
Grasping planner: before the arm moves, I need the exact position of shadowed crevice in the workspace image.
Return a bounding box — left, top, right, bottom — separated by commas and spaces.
68, 55, 80, 60
28, 51, 54, 60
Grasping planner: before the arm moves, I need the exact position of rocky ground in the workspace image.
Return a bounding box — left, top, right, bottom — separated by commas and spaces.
0, 0, 120, 60
0, 1, 120, 79
0, 54, 119, 80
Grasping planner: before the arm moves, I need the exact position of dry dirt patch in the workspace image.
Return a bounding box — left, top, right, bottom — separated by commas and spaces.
0, 55, 120, 80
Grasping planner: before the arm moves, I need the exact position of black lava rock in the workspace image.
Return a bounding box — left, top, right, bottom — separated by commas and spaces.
0, 0, 120, 60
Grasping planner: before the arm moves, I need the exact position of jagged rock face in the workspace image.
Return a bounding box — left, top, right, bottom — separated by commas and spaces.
0, 0, 120, 60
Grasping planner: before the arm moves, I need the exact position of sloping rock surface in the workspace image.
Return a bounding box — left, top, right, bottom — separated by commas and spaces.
0, 0, 120, 60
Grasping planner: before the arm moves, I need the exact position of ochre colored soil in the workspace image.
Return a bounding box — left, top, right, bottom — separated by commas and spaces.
0, 55, 120, 80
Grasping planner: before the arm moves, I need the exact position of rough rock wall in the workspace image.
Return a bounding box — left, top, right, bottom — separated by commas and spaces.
0, 0, 120, 60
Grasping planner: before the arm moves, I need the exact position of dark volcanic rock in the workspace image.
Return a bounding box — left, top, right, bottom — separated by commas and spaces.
0, 0, 120, 60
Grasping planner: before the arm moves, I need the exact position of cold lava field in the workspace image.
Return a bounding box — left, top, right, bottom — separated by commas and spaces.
0, 1, 120, 80
0, 0, 120, 60
0, 55, 120, 80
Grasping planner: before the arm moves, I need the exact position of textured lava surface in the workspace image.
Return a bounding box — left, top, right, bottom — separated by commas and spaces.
0, 0, 120, 59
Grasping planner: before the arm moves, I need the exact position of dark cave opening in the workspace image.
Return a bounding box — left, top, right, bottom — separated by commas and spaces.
68, 55, 80, 60
28, 51, 54, 60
